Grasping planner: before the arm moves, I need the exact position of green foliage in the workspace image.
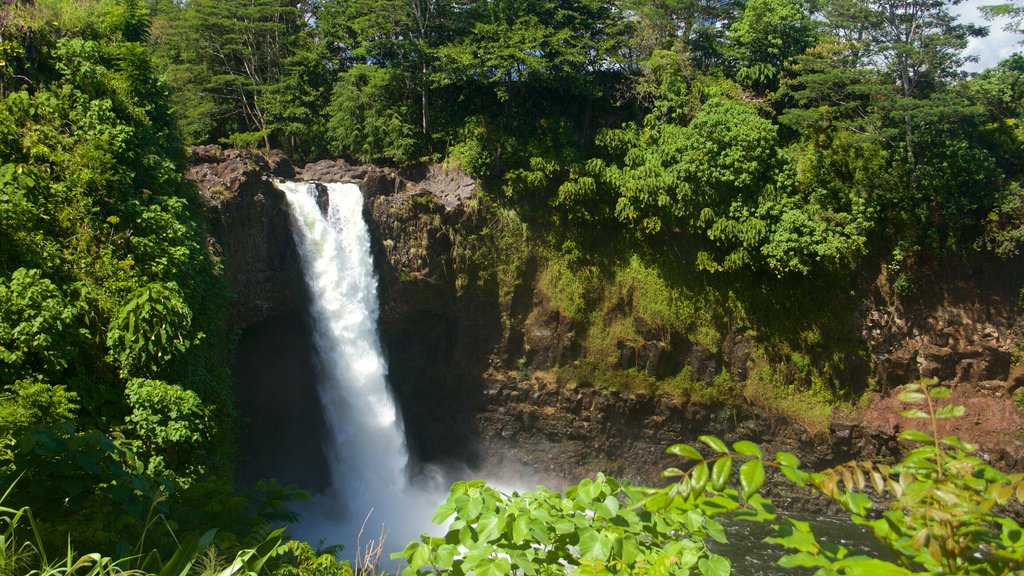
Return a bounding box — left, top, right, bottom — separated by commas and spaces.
728, 0, 815, 94
0, 269, 82, 385
327, 65, 421, 163
106, 282, 194, 378
561, 93, 868, 275
149, 0, 322, 155
121, 378, 210, 485
776, 379, 1024, 574
398, 390, 1024, 575
983, 182, 1024, 257
271, 541, 353, 576
395, 443, 782, 576
0, 0, 235, 557
0, 380, 78, 470
0, 486, 298, 576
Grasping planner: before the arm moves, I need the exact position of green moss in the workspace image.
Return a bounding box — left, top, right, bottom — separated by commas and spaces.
555, 359, 659, 395
536, 253, 599, 320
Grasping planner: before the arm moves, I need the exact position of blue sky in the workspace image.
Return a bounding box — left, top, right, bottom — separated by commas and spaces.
954, 0, 1022, 71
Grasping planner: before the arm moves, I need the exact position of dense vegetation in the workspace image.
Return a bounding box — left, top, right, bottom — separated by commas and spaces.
398, 381, 1024, 575
147, 0, 1024, 276
3, 0, 1024, 573
0, 1, 347, 573
148, 0, 1024, 426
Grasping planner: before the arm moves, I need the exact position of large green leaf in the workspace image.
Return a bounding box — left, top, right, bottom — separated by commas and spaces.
578, 528, 612, 561
739, 460, 765, 499
698, 553, 731, 576
699, 435, 729, 454
667, 443, 704, 460
712, 457, 733, 491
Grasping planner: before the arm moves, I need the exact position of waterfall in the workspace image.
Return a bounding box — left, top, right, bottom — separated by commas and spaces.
277, 180, 417, 542
274, 179, 531, 562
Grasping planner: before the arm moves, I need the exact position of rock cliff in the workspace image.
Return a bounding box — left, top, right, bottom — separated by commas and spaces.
189, 148, 1024, 490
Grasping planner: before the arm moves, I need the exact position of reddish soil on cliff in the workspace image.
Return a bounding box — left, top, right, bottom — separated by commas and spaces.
857, 383, 1024, 469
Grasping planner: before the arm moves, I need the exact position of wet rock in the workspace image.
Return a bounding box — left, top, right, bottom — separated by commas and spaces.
267, 149, 295, 178
298, 158, 361, 182
875, 345, 918, 389
687, 345, 719, 384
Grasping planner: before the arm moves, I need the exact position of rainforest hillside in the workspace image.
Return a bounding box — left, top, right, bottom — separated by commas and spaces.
4, 0, 1024, 574
145, 0, 1024, 431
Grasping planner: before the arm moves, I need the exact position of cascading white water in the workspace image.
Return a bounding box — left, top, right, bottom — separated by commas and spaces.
275, 179, 534, 562
278, 180, 421, 541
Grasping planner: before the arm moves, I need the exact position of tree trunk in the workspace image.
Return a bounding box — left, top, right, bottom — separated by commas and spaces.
421, 62, 429, 135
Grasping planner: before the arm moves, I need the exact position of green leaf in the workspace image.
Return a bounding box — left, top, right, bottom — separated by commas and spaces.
593, 495, 620, 519
843, 491, 873, 516
576, 559, 610, 576
159, 529, 217, 576
899, 409, 929, 419
436, 544, 457, 569
476, 557, 512, 576
698, 553, 731, 576
705, 518, 728, 544
940, 436, 975, 452
896, 391, 926, 403
928, 387, 952, 400
577, 478, 599, 503
935, 405, 965, 419
578, 528, 612, 561
898, 429, 933, 443
699, 435, 729, 453
712, 457, 733, 491
432, 499, 457, 524
775, 451, 800, 468
777, 552, 830, 568
553, 518, 574, 534
667, 443, 704, 460
476, 513, 502, 543
691, 462, 710, 493
512, 513, 531, 543
732, 440, 762, 458
739, 460, 766, 499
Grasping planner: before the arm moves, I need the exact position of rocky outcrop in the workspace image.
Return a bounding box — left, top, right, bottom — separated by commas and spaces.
862, 262, 1023, 394
472, 370, 906, 496
188, 145, 306, 329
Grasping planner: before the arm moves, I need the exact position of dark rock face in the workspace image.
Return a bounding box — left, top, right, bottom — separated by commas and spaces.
232, 311, 330, 492
861, 263, 1023, 393
188, 145, 307, 330
523, 292, 577, 369
471, 371, 909, 495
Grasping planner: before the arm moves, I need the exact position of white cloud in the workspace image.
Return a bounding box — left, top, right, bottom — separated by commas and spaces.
953, 0, 1022, 72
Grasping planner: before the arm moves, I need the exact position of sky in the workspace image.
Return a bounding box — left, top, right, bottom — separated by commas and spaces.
954, 0, 1022, 72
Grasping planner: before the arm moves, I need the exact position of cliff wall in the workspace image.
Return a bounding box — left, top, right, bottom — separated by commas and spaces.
189, 149, 1024, 489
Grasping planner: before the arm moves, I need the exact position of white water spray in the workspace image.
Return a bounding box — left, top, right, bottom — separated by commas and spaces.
277, 181, 438, 547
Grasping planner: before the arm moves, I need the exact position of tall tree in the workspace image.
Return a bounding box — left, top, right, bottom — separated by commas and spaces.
728, 0, 815, 94
624, 0, 740, 69
838, 0, 985, 162
151, 0, 314, 151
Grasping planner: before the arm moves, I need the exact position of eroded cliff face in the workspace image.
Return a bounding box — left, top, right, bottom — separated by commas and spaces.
187, 145, 304, 330
190, 149, 1024, 490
